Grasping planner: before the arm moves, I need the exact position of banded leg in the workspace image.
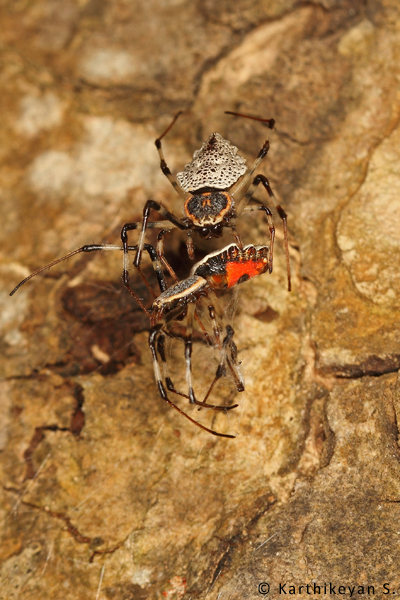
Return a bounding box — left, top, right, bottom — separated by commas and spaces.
155, 112, 187, 201
157, 230, 179, 283
10, 242, 171, 317
236, 174, 291, 291
121, 200, 188, 295
225, 333, 245, 393
172, 301, 237, 411
10, 242, 140, 295
148, 326, 236, 438
208, 293, 244, 393
226, 111, 275, 198
196, 295, 243, 406
156, 229, 212, 343
158, 297, 238, 411
229, 223, 244, 250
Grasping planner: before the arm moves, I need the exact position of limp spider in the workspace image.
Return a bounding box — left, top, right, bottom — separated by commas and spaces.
149, 242, 272, 438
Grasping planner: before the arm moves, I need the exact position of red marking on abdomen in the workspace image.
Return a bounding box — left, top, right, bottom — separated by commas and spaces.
226, 258, 268, 288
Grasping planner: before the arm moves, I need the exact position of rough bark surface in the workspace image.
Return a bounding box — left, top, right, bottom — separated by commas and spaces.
1, 1, 400, 598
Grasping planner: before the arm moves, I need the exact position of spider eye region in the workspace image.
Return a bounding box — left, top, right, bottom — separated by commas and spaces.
184, 191, 233, 227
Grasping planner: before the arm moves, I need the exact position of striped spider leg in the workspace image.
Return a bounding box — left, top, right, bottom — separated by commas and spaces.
10, 242, 164, 317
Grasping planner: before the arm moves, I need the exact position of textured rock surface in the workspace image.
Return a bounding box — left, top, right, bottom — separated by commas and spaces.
1, 1, 400, 598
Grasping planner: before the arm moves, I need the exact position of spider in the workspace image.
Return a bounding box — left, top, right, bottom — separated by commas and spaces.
120, 110, 291, 306
149, 242, 272, 438
10, 240, 271, 438
11, 112, 291, 307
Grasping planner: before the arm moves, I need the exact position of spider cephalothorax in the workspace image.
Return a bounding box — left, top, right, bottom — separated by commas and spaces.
183, 190, 233, 235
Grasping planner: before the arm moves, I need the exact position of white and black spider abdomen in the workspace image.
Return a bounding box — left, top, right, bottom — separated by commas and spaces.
177, 133, 247, 192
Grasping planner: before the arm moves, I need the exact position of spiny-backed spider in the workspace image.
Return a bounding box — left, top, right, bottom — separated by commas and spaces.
11, 112, 290, 308
121, 110, 291, 304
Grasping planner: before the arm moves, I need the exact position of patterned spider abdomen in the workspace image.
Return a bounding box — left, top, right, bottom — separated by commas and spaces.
177, 133, 247, 192
150, 276, 207, 325
193, 244, 270, 290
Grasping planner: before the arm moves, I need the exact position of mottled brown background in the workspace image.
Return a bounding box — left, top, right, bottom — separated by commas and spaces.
1, 0, 400, 598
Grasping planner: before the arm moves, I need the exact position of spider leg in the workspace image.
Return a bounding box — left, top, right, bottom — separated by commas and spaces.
192, 295, 242, 410
148, 325, 236, 438
155, 230, 207, 339
157, 230, 179, 283
155, 112, 187, 201
186, 231, 195, 260
159, 297, 238, 412
10, 243, 138, 296
121, 201, 189, 297
185, 301, 197, 405
156, 331, 176, 394
235, 174, 291, 291
10, 242, 174, 317
201, 324, 243, 405
155, 321, 211, 404
225, 334, 245, 393
242, 204, 275, 274
228, 115, 275, 198
229, 223, 244, 250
